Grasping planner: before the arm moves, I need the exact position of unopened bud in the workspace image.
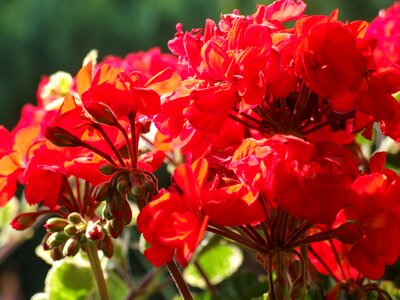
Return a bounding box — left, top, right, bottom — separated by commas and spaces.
99, 164, 117, 176
68, 212, 82, 225
98, 235, 114, 258
116, 179, 129, 194
87, 102, 119, 126
45, 126, 82, 147
44, 218, 69, 233
86, 221, 104, 241
64, 224, 78, 236
123, 201, 133, 225
110, 192, 124, 218
10, 211, 45, 230
92, 182, 111, 202
50, 246, 64, 261
102, 204, 113, 221
63, 238, 80, 257
47, 232, 69, 248
130, 185, 142, 199
107, 219, 124, 238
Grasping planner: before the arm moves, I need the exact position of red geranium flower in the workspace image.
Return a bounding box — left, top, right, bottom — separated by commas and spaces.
137, 159, 209, 267
230, 135, 357, 224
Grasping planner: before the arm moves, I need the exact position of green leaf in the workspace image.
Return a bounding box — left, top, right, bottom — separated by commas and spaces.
183, 242, 243, 289
46, 260, 94, 300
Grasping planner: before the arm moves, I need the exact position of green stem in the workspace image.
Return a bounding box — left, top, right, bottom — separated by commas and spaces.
166, 260, 194, 300
86, 243, 110, 300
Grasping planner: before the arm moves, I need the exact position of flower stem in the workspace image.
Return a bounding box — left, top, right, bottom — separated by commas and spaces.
166, 260, 194, 300
93, 123, 126, 167
86, 243, 110, 300
128, 111, 138, 170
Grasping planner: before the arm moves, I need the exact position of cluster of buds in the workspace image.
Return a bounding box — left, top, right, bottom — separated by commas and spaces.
92, 165, 158, 238
43, 212, 113, 260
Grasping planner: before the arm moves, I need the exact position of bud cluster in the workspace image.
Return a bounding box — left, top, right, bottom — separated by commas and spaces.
43, 212, 113, 260
92, 166, 158, 238
93, 168, 132, 238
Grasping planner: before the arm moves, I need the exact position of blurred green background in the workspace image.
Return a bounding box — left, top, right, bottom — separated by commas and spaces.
0, 0, 396, 299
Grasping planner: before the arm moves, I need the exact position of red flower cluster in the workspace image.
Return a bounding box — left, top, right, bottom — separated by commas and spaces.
3, 0, 400, 298
138, 0, 400, 288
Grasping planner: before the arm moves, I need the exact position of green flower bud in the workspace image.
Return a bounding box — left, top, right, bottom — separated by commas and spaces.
68, 212, 82, 225
99, 163, 117, 175
64, 224, 78, 236
47, 231, 69, 248
116, 178, 129, 194
63, 238, 80, 257
44, 218, 69, 233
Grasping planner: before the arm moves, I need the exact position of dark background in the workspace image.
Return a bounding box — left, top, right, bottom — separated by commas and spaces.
0, 0, 395, 298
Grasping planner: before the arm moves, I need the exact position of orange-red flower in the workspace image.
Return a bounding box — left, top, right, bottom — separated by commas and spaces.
230, 135, 358, 224
137, 159, 209, 267
342, 153, 400, 279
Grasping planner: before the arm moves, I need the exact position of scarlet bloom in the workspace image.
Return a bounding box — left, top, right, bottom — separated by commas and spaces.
342, 153, 400, 279
100, 47, 178, 80
137, 160, 209, 267
294, 12, 371, 113
0, 111, 43, 206
77, 61, 180, 123
230, 135, 357, 224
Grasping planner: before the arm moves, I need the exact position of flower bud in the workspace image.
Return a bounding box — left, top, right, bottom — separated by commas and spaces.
102, 204, 114, 220
98, 235, 114, 258
131, 185, 142, 196
116, 178, 130, 194
106, 218, 124, 238
41, 233, 52, 251
110, 192, 125, 218
44, 218, 69, 233
50, 246, 64, 261
99, 164, 117, 176
47, 232, 69, 248
64, 224, 78, 236
10, 211, 45, 230
123, 201, 133, 225
86, 101, 120, 126
63, 238, 80, 257
68, 212, 82, 225
86, 221, 104, 241
92, 182, 111, 202
45, 126, 82, 147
